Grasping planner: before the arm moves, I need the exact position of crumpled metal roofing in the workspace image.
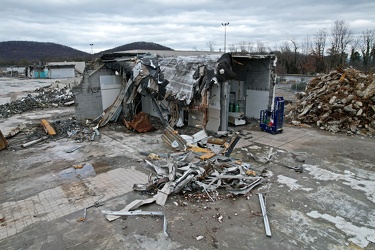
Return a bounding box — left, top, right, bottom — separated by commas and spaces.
158, 54, 222, 105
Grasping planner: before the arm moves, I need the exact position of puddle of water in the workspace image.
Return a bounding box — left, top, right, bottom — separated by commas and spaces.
92, 161, 111, 174
59, 163, 96, 180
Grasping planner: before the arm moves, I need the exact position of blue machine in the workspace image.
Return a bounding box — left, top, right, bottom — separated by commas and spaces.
260, 96, 284, 134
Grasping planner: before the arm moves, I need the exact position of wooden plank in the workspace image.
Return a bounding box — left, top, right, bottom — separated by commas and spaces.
199, 152, 216, 160
40, 119, 56, 135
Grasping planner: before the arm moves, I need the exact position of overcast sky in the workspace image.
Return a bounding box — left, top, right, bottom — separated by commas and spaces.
1, 0, 374, 53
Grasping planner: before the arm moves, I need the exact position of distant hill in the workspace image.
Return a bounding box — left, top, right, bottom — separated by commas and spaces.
0, 41, 174, 66
99, 41, 174, 55
0, 41, 90, 66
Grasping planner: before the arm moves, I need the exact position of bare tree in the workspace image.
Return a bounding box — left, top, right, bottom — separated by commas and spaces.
299, 36, 314, 74
228, 43, 238, 53
206, 41, 216, 52
289, 40, 299, 73
312, 29, 327, 72
360, 29, 375, 69
238, 41, 248, 53
329, 20, 352, 68
349, 35, 362, 68
247, 41, 254, 53
279, 41, 294, 73
255, 41, 267, 54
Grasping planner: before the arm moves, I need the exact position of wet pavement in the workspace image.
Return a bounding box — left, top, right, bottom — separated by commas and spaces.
0, 78, 374, 249
0, 120, 374, 249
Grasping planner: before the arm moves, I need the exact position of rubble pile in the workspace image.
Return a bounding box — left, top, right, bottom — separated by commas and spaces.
287, 68, 375, 135
0, 86, 74, 118
140, 151, 265, 197
122, 127, 267, 210
5, 118, 97, 150
51, 119, 96, 141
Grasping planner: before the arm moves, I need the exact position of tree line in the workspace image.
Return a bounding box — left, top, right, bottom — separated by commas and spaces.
207, 20, 375, 74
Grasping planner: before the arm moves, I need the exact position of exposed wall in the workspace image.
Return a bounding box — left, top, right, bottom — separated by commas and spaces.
188, 84, 221, 132
49, 67, 75, 79
234, 58, 272, 90
232, 58, 275, 118
73, 66, 114, 123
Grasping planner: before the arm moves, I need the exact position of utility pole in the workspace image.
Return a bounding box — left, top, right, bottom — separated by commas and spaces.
221, 22, 229, 53
90, 43, 94, 61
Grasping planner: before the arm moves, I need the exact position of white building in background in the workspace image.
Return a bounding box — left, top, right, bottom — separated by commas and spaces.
47, 61, 86, 74
6, 66, 26, 76
47, 64, 76, 79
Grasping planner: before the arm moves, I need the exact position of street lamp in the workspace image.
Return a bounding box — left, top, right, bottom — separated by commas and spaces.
221, 22, 229, 53
89, 43, 94, 61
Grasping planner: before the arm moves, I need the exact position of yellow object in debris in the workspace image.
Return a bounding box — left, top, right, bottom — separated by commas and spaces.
41, 119, 56, 135
189, 146, 212, 153
246, 170, 256, 176
148, 153, 161, 160
200, 152, 216, 160
74, 165, 84, 169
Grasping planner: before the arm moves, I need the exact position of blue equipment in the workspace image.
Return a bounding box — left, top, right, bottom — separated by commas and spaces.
260, 96, 284, 134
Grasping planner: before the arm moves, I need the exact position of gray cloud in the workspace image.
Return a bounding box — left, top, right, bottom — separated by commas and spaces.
1, 0, 374, 53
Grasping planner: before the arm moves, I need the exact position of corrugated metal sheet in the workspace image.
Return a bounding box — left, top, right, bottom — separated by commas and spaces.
159, 55, 221, 105
161, 125, 187, 151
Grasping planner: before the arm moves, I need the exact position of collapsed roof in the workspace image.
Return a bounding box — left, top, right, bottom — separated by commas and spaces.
101, 52, 236, 105
97, 52, 236, 128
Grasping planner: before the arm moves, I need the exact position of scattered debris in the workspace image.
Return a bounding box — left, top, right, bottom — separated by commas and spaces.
106, 129, 266, 225
257, 193, 271, 237
124, 112, 156, 133
0, 130, 8, 151
21, 136, 48, 148
0, 86, 74, 118
77, 201, 103, 222
66, 145, 84, 153
101, 209, 168, 237
287, 68, 375, 136
105, 197, 157, 222
196, 235, 204, 241
228, 112, 246, 125
4, 124, 26, 139
40, 119, 56, 136
161, 125, 188, 151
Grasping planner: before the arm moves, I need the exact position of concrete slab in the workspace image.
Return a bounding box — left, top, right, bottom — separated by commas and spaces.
0, 77, 374, 249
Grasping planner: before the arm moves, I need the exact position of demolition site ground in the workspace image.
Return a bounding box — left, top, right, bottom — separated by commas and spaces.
0, 77, 374, 250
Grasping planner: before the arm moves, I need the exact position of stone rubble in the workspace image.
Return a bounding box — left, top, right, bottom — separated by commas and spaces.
287, 68, 375, 136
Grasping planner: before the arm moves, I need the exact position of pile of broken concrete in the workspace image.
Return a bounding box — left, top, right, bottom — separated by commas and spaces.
0, 85, 74, 118
287, 68, 375, 136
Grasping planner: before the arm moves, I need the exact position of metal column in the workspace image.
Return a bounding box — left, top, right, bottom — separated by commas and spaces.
220, 81, 230, 131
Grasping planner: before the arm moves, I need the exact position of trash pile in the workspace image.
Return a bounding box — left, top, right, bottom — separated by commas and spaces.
102, 126, 267, 225
0, 85, 74, 118
4, 118, 99, 150
99, 126, 271, 237
287, 68, 375, 135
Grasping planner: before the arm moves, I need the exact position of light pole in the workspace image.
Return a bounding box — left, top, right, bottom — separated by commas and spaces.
221, 22, 229, 53
90, 43, 94, 61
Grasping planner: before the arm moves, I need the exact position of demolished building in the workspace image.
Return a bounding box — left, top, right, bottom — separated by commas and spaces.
73, 50, 277, 131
